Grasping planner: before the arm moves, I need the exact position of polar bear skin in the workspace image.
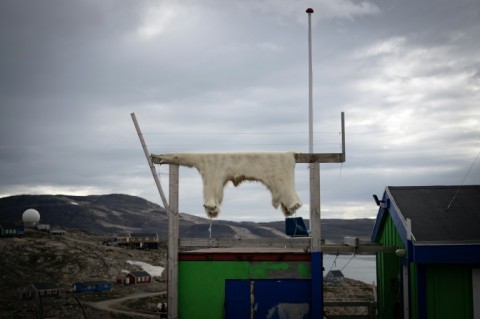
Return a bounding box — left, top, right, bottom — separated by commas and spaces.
156, 152, 302, 218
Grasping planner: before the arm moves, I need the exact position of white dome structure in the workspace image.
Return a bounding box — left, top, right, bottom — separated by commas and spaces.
22, 208, 41, 226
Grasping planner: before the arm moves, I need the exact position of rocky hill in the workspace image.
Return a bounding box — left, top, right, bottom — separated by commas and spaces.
0, 194, 375, 241
0, 228, 167, 318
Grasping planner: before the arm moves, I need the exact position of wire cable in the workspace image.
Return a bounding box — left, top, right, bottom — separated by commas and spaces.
328, 252, 340, 272
446, 150, 480, 211
340, 253, 357, 272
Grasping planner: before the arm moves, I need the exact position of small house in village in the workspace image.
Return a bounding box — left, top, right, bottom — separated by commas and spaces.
130, 232, 159, 249
23, 282, 60, 299
325, 270, 345, 284
115, 232, 131, 246
0, 223, 24, 237
124, 271, 152, 285
73, 280, 112, 293
371, 185, 480, 319
50, 229, 66, 235
36, 223, 50, 231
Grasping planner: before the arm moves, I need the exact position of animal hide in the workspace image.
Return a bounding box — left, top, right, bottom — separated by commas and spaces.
155, 152, 302, 218
267, 303, 310, 319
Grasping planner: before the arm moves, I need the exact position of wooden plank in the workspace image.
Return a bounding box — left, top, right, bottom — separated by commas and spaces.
179, 251, 311, 261
294, 153, 345, 163
309, 161, 322, 319
310, 162, 321, 252
323, 244, 394, 254
179, 238, 395, 254
341, 112, 346, 162
167, 165, 179, 319
179, 237, 311, 249
151, 152, 345, 165
131, 113, 170, 212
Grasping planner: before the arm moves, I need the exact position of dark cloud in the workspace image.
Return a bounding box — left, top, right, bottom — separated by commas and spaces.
1, 0, 478, 221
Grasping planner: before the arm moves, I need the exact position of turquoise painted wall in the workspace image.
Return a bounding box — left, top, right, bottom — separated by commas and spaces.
178, 260, 311, 319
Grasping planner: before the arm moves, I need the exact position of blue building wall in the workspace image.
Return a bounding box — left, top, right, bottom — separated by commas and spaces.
73, 281, 112, 293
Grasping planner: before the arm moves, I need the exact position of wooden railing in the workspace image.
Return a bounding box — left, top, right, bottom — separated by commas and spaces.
324, 301, 376, 319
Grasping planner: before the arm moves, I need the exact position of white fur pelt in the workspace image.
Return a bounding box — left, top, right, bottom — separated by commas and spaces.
155, 152, 302, 218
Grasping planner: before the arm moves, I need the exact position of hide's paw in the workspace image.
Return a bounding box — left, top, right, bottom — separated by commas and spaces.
204, 205, 220, 218
290, 202, 302, 212
281, 202, 302, 216
159, 155, 178, 164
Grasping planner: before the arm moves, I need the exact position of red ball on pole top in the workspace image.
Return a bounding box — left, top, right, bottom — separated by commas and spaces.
306, 8, 314, 13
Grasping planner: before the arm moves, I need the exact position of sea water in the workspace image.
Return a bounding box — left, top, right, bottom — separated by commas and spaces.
323, 254, 376, 284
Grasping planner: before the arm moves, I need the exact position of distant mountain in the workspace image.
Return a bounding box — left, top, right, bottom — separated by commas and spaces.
0, 194, 375, 241
0, 194, 169, 235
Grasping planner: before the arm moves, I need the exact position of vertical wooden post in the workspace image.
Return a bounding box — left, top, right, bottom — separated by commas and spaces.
341, 112, 346, 161
310, 161, 323, 319
310, 162, 321, 252
168, 164, 179, 319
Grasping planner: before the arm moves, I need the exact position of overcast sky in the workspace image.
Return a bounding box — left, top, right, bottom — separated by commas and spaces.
1, 0, 479, 222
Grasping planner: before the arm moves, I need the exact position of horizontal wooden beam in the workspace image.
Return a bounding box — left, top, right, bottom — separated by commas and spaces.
322, 244, 395, 254
151, 152, 345, 165
180, 237, 311, 249
294, 153, 345, 163
179, 237, 394, 254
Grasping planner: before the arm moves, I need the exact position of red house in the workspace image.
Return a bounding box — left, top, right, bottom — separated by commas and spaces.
125, 271, 151, 285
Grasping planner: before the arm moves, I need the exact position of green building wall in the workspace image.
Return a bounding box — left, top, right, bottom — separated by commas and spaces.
376, 213, 405, 319
425, 264, 473, 319
409, 263, 418, 319
376, 212, 475, 319
178, 259, 311, 319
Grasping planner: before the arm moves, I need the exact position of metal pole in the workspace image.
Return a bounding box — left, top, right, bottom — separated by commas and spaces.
307, 8, 314, 154
306, 8, 323, 319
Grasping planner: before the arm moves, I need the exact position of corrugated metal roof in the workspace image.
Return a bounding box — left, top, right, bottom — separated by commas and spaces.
387, 185, 480, 243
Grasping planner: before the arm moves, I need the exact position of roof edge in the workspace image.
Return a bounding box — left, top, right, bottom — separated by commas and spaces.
371, 187, 411, 246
